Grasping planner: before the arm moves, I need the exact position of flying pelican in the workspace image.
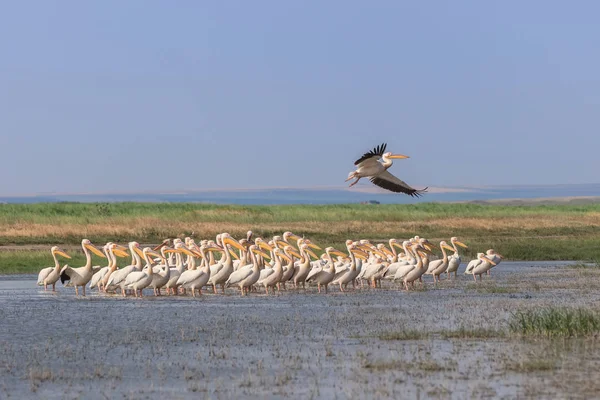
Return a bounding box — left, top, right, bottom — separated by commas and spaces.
59, 239, 106, 296
346, 143, 427, 196
37, 246, 71, 291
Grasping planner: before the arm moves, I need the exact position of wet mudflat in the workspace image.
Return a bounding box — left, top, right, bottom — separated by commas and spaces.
2, 261, 600, 399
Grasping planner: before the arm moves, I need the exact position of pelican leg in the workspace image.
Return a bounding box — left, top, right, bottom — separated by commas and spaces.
318, 283, 321, 293
221, 284, 226, 294
340, 282, 344, 292
52, 283, 56, 291
75, 286, 79, 296
44, 282, 48, 291
199, 288, 202, 295
213, 284, 218, 294
487, 270, 491, 277
324, 284, 328, 294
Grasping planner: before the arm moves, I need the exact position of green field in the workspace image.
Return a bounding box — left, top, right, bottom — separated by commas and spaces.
1, 202, 600, 274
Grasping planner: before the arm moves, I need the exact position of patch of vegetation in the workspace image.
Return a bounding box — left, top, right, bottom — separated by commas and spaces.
439, 327, 503, 339
509, 308, 600, 338
506, 359, 556, 372
378, 330, 426, 341
466, 283, 517, 294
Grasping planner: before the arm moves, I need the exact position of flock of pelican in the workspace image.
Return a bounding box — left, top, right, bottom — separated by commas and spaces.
37, 232, 503, 297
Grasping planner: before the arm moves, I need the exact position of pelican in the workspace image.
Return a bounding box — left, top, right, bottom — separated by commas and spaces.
257, 248, 288, 294
402, 245, 431, 290
225, 245, 271, 295
426, 241, 455, 283
176, 245, 217, 297
90, 243, 128, 291
446, 237, 468, 278
148, 250, 171, 296
208, 233, 246, 294
306, 247, 346, 293
331, 245, 368, 292
124, 248, 161, 297
278, 246, 301, 290
470, 253, 497, 281
164, 242, 196, 294
346, 143, 427, 196
384, 240, 414, 279
59, 239, 106, 296
485, 249, 504, 276
105, 242, 145, 295
291, 243, 319, 289
37, 246, 71, 291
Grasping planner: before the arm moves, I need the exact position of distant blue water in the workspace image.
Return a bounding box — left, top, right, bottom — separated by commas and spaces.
2, 184, 600, 205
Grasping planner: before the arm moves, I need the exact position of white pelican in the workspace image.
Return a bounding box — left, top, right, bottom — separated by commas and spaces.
225, 245, 271, 295
446, 237, 468, 278
176, 245, 217, 297
124, 247, 161, 297
105, 242, 145, 295
149, 251, 171, 296
469, 253, 497, 281
485, 249, 504, 276
208, 233, 246, 294
346, 143, 427, 196
306, 247, 346, 293
402, 245, 430, 290
59, 239, 106, 296
257, 248, 288, 294
385, 240, 414, 279
90, 243, 128, 291
291, 243, 319, 289
332, 245, 368, 292
278, 246, 301, 290
37, 246, 71, 291
164, 242, 196, 295
426, 241, 455, 283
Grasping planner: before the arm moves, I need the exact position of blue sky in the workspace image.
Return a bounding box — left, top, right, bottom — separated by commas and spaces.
1, 1, 599, 195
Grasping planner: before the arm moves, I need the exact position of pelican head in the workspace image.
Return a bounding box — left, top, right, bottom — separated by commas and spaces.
450, 237, 468, 249
383, 151, 409, 160
479, 253, 497, 265
487, 249, 504, 259
51, 246, 71, 259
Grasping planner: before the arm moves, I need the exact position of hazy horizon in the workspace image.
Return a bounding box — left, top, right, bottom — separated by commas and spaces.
1, 2, 599, 196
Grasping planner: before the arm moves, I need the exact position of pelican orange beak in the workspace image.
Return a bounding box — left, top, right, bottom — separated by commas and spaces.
113, 249, 129, 258
257, 240, 274, 252
306, 249, 319, 260
278, 252, 293, 263
54, 249, 71, 259
287, 249, 302, 258
133, 246, 145, 258
223, 237, 245, 252
275, 240, 289, 248
153, 239, 170, 251
351, 249, 369, 260
180, 247, 198, 257
391, 241, 404, 250
454, 240, 468, 249
229, 248, 240, 260
286, 233, 303, 241
330, 249, 347, 258
252, 248, 271, 260
113, 244, 129, 252
442, 244, 455, 252
305, 240, 322, 250
85, 243, 106, 258
483, 256, 497, 266
192, 250, 204, 258
416, 245, 435, 256
387, 153, 409, 159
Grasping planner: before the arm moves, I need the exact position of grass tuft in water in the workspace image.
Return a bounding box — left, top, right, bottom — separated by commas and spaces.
378, 330, 426, 341
509, 308, 600, 338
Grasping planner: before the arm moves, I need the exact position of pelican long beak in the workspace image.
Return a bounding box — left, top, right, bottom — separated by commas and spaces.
391, 242, 404, 250
305, 240, 321, 250
258, 241, 274, 252
278, 253, 293, 263
330, 250, 347, 258
223, 237, 245, 252
85, 243, 106, 258
443, 244, 455, 252
229, 248, 240, 260
252, 248, 271, 259
381, 247, 395, 257
54, 250, 71, 259
275, 240, 289, 248
113, 244, 129, 252
133, 246, 145, 258
113, 249, 129, 258
455, 241, 468, 249
387, 153, 409, 159
483, 256, 497, 266
192, 250, 204, 258
351, 249, 369, 260
306, 249, 319, 260
153, 239, 170, 251
416, 245, 435, 256
287, 249, 302, 259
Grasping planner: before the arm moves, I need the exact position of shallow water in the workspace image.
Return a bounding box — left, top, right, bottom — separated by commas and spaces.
1, 261, 599, 399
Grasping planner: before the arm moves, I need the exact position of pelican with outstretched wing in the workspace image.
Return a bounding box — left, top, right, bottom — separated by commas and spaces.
346, 143, 428, 197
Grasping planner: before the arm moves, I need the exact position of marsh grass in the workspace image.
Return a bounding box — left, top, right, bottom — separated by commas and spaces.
465, 283, 518, 294
1, 202, 600, 273
509, 308, 600, 338
506, 359, 556, 372
378, 330, 426, 341
439, 327, 504, 339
